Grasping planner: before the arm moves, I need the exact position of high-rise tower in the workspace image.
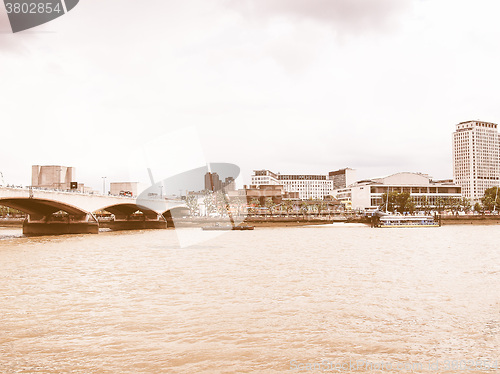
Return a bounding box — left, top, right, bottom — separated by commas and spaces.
453, 120, 500, 201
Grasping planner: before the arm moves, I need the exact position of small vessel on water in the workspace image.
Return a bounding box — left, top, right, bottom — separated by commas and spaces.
372, 213, 440, 228
202, 223, 254, 231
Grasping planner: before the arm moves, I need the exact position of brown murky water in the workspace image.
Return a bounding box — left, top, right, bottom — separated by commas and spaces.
0, 225, 499, 373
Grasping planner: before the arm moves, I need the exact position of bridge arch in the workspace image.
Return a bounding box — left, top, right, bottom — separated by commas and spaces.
96, 203, 168, 230
162, 206, 190, 218
97, 203, 163, 220
162, 207, 190, 228
0, 197, 91, 219
0, 197, 99, 235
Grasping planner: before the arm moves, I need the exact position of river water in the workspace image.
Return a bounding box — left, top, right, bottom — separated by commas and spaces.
0, 225, 499, 373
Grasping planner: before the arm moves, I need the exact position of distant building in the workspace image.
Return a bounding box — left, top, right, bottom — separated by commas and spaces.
204, 172, 235, 192
251, 170, 280, 186
32, 165, 75, 190
110, 182, 139, 197
229, 185, 299, 206
335, 172, 462, 212
251, 169, 355, 200
453, 120, 500, 201
31, 165, 93, 193
329, 168, 357, 189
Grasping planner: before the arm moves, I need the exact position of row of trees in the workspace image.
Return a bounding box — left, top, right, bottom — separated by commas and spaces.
380, 192, 472, 214
247, 198, 331, 216
185, 188, 500, 216
184, 191, 338, 217
379, 191, 500, 214
0, 206, 25, 218
185, 191, 248, 216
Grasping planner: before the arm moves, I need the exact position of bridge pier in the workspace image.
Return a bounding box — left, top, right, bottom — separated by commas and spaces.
23, 214, 99, 236
106, 214, 168, 231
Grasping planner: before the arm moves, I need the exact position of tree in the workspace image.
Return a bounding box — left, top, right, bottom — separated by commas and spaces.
474, 202, 483, 213
460, 197, 471, 213
185, 195, 199, 216
446, 197, 461, 214
231, 196, 246, 216
317, 201, 327, 215
300, 201, 309, 217
215, 191, 229, 216
482, 196, 495, 211
203, 191, 217, 216
264, 197, 276, 215
283, 199, 294, 214
395, 192, 414, 213
419, 196, 431, 214
481, 187, 500, 212
249, 198, 260, 214
435, 197, 446, 213
380, 192, 398, 213
0, 206, 23, 217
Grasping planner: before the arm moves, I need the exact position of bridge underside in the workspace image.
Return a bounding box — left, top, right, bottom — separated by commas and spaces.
0, 198, 88, 218
162, 207, 190, 228
100, 204, 168, 231
0, 198, 98, 235
0, 199, 189, 236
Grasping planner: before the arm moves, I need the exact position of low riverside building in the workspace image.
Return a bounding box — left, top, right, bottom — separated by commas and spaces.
251, 168, 356, 200
229, 185, 299, 205
334, 172, 462, 212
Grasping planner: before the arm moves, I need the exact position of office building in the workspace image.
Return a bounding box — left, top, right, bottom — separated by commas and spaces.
204, 172, 235, 192
329, 168, 357, 189
251, 169, 348, 200
453, 120, 500, 201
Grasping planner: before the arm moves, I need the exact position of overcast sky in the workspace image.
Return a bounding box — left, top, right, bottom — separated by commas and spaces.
2, 0, 500, 190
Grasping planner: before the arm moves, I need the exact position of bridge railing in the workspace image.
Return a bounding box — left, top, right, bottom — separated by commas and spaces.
1, 185, 182, 203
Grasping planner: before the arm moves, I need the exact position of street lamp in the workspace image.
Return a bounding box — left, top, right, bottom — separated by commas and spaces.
57, 168, 63, 190
102, 177, 107, 195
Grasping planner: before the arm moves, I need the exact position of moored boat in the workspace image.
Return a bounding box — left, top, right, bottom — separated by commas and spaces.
372, 214, 440, 228
202, 224, 254, 231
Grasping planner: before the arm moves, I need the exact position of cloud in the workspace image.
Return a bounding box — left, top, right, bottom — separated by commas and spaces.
0, 10, 28, 52
0, 8, 12, 32
223, 0, 412, 35
0, 13, 17, 51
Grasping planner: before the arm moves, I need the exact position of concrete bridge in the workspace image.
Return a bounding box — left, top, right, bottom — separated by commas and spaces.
0, 186, 187, 235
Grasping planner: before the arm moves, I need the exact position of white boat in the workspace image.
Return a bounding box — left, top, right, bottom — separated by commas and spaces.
373, 214, 440, 228
202, 224, 254, 231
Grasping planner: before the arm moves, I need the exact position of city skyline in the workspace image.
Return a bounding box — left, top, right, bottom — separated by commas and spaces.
1, 119, 496, 196
3, 1, 500, 190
